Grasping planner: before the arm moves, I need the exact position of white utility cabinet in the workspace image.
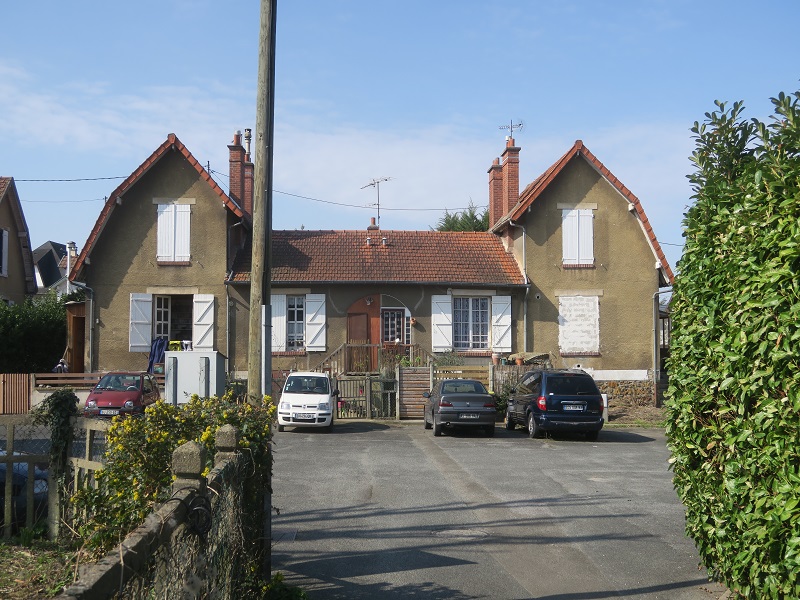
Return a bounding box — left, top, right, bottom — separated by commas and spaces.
164, 351, 226, 405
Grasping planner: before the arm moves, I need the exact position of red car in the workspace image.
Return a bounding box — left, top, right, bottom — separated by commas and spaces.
83, 372, 161, 417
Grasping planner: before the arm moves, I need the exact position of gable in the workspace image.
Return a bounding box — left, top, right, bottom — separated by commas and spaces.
494, 141, 674, 285
71, 133, 245, 281
0, 177, 37, 296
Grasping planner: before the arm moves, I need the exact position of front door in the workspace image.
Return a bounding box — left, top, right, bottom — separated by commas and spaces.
347, 312, 372, 372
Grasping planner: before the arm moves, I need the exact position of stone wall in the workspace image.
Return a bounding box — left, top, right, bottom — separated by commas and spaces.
596, 379, 656, 407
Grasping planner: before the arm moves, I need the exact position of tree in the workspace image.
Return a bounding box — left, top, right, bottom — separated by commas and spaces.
665, 92, 800, 599
0, 292, 67, 372
435, 201, 489, 231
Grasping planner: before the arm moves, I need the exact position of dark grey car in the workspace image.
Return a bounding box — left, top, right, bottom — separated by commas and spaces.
423, 379, 497, 437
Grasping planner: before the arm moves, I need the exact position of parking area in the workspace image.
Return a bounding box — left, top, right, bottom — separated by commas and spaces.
271, 421, 728, 599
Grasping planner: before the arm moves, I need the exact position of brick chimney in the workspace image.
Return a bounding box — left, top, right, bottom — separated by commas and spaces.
488, 137, 521, 229
228, 130, 254, 216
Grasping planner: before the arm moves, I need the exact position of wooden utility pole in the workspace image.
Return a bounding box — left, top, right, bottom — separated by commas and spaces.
248, 0, 277, 405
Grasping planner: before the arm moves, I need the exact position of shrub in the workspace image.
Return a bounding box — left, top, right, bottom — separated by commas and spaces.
70, 392, 275, 556
665, 92, 800, 599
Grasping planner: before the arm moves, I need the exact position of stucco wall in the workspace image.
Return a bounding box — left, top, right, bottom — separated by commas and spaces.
516, 158, 661, 371
0, 195, 29, 305
81, 153, 232, 372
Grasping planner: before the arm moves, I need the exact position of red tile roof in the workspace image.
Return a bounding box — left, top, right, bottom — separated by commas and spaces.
70, 133, 245, 279
228, 230, 526, 287
495, 140, 674, 285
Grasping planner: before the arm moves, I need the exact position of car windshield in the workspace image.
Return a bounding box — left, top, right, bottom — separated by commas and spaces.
284, 376, 329, 394
547, 376, 598, 395
441, 381, 487, 394
97, 374, 140, 391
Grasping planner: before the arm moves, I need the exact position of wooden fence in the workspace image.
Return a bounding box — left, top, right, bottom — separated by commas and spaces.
0, 374, 31, 414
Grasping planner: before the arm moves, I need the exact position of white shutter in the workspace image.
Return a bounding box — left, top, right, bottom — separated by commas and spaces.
562, 209, 578, 265
175, 204, 191, 261
157, 205, 174, 261
431, 295, 453, 352
578, 209, 594, 264
271, 294, 287, 351
491, 295, 512, 353
0, 229, 8, 277
305, 294, 326, 351
192, 294, 215, 350
129, 293, 153, 352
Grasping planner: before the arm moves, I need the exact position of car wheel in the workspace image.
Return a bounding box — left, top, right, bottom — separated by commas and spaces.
585, 430, 599, 442
424, 410, 432, 429
278, 424, 285, 432
528, 413, 542, 439
433, 420, 442, 437
485, 425, 495, 437
504, 410, 515, 430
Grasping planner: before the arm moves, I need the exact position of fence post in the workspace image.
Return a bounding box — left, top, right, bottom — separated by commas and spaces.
171, 441, 207, 497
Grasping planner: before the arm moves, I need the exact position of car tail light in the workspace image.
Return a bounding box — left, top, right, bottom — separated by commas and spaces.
484, 400, 496, 408
439, 399, 453, 407
537, 396, 547, 411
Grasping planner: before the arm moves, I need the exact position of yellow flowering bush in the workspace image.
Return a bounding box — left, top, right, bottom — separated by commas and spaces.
70, 392, 275, 556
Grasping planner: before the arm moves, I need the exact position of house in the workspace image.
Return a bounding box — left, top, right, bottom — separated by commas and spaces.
69, 132, 252, 373
0, 177, 37, 305
225, 223, 527, 375
33, 240, 82, 296
488, 137, 673, 389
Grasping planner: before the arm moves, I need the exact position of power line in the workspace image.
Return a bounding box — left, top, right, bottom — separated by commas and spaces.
15, 176, 127, 182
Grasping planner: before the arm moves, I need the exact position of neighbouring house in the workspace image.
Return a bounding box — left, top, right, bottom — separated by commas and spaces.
488, 137, 673, 390
0, 177, 37, 305
225, 222, 527, 376
33, 240, 81, 296
69, 132, 253, 373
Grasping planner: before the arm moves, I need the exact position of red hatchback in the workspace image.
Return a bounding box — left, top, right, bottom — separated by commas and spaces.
84, 372, 160, 418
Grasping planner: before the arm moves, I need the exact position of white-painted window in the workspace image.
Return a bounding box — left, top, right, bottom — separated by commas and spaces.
271, 293, 326, 352
157, 204, 191, 262
558, 295, 600, 356
562, 208, 594, 266
129, 293, 214, 352
431, 294, 511, 352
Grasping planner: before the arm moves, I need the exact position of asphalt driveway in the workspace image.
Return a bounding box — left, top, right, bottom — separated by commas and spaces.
271, 421, 728, 600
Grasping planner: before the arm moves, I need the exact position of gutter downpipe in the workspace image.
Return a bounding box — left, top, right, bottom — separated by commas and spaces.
70, 281, 95, 372
653, 286, 673, 405
508, 220, 530, 353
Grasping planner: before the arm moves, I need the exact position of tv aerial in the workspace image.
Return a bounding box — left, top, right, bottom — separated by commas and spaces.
361, 177, 393, 227
499, 120, 524, 139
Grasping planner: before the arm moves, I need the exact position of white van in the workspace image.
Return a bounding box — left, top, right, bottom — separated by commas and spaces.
277, 372, 338, 432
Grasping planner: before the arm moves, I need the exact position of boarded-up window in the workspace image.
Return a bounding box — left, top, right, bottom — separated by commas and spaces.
558, 295, 600, 356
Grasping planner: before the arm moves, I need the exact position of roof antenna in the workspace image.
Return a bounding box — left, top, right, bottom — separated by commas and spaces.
361, 177, 392, 228
499, 120, 524, 139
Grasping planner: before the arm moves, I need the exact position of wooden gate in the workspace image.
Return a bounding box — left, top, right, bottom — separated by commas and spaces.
0, 374, 31, 414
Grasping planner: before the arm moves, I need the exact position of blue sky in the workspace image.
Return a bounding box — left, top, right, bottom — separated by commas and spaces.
2, 1, 799, 273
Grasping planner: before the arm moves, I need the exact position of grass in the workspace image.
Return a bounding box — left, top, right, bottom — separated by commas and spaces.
0, 533, 75, 599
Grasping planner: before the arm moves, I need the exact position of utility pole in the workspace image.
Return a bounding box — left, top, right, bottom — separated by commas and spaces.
248, 0, 277, 404
249, 0, 277, 577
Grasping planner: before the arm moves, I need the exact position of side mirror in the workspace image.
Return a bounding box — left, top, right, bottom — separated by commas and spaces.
332, 389, 340, 397
423, 392, 431, 398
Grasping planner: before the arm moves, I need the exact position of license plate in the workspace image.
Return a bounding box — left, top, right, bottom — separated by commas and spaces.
100, 409, 120, 416
563, 404, 583, 411
459, 413, 479, 419
294, 413, 314, 419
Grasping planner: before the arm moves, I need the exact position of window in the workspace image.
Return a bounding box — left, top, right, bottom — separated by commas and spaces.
129, 293, 214, 352
558, 295, 600, 356
270, 293, 326, 352
562, 208, 594, 267
431, 294, 511, 353
157, 203, 191, 262
287, 296, 305, 350
453, 297, 489, 349
382, 309, 409, 344
0, 228, 8, 277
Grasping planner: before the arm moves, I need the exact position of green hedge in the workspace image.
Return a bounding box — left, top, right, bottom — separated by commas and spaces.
665, 92, 800, 599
